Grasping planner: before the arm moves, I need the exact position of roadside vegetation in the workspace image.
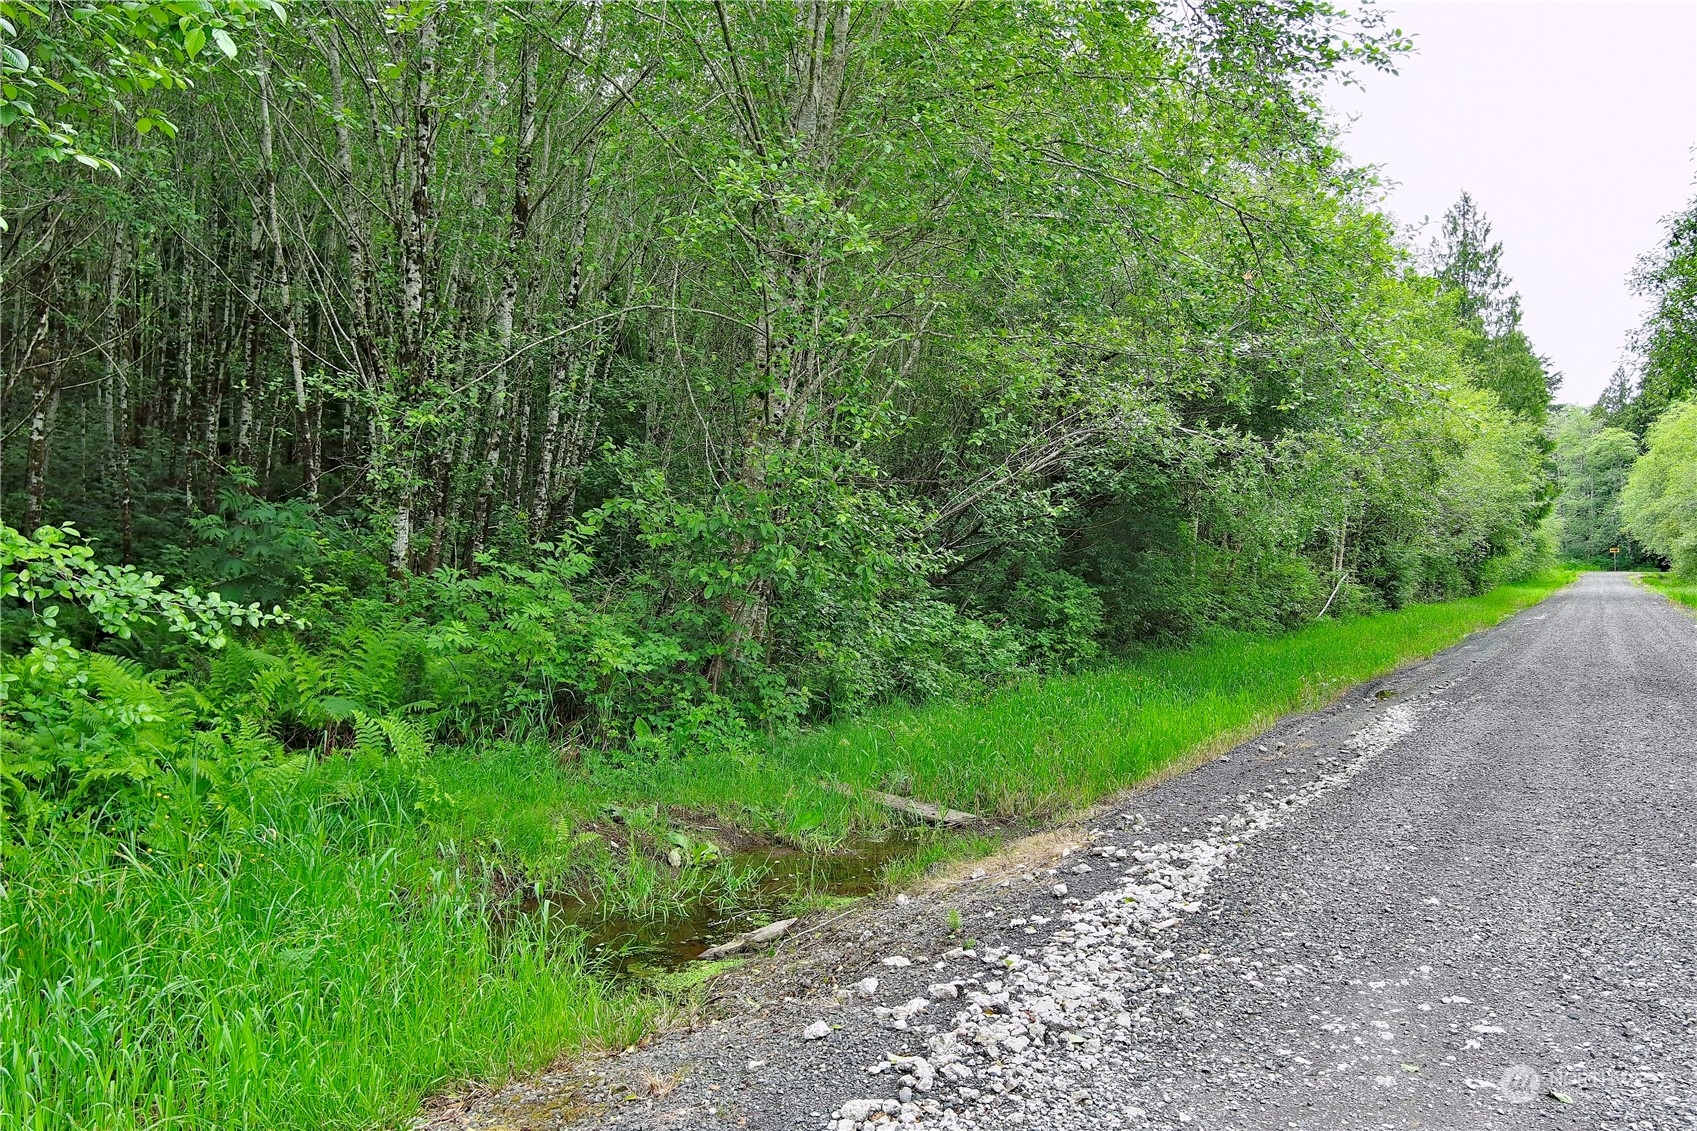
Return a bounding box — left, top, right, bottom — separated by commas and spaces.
0, 538, 1573, 1131
1555, 191, 1697, 578
0, 1, 1690, 1129
1642, 572, 1697, 613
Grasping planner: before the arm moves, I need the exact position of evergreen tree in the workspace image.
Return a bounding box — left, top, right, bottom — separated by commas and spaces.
1430, 191, 1517, 334
1427, 192, 1556, 422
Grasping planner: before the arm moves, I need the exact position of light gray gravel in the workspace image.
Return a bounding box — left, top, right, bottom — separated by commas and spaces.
418, 573, 1697, 1131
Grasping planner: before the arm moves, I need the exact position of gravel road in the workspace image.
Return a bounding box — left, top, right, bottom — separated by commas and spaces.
420, 572, 1697, 1131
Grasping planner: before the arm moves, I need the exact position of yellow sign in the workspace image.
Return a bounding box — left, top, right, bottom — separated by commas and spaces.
1610, 547, 1620, 554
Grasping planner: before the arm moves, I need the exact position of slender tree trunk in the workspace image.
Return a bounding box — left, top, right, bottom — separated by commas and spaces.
23, 383, 60, 533
255, 32, 317, 501
317, 24, 386, 466
9, 224, 56, 394
529, 354, 570, 538
235, 214, 266, 472
102, 234, 135, 560
510, 379, 532, 508
199, 276, 231, 510
469, 33, 537, 572
15, 217, 59, 531
389, 8, 440, 578
544, 288, 629, 530
422, 471, 450, 572
23, 379, 60, 532
168, 262, 194, 489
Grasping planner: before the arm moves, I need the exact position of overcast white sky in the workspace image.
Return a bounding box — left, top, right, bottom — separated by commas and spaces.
1326, 1, 1697, 406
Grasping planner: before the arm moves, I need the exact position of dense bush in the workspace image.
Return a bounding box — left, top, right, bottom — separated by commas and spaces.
1623, 398, 1697, 576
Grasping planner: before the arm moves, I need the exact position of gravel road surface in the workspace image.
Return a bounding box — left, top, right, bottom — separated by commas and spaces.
420, 572, 1697, 1131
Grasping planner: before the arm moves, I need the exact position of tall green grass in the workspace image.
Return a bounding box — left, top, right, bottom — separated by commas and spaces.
1641, 571, 1697, 611
775, 570, 1575, 821
0, 759, 654, 1131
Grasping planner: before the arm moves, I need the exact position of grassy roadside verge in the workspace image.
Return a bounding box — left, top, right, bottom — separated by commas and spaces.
1, 761, 662, 1131
4, 570, 1571, 1131
776, 569, 1576, 830
1640, 570, 1697, 611
434, 569, 1576, 861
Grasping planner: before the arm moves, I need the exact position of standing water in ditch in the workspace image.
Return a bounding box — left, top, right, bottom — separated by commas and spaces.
500, 829, 932, 980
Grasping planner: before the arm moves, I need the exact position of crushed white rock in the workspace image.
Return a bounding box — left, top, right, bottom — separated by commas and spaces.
822, 703, 1421, 1131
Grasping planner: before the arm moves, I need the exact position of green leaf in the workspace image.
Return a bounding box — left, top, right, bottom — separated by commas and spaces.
211, 27, 237, 58
183, 26, 206, 57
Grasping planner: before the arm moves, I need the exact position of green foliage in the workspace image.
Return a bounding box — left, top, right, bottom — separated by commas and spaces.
0, 0, 281, 188
1636, 199, 1697, 415
1601, 192, 1697, 435
5, 0, 1550, 714
1469, 328, 1556, 423
0, 524, 440, 840
1622, 398, 1697, 577
1430, 190, 1520, 336
1426, 192, 1556, 422
1641, 571, 1697, 612
0, 770, 650, 1131
2, 522, 294, 649
1548, 407, 1644, 566
419, 568, 1573, 860
779, 570, 1573, 823
164, 488, 327, 607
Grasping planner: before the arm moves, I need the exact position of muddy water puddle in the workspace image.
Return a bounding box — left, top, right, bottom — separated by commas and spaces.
507, 831, 927, 980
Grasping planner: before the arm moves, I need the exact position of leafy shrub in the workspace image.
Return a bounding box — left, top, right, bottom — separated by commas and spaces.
1624, 397, 1697, 576
963, 558, 1103, 672
162, 486, 328, 607
0, 525, 421, 840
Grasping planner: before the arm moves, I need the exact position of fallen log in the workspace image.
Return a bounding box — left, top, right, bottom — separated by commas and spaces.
697, 917, 798, 961
827, 781, 980, 828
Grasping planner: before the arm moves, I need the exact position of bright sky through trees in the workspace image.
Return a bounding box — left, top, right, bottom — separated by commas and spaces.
1328, 1, 1697, 406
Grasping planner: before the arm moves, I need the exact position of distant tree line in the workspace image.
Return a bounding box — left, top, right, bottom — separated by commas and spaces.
1552, 191, 1697, 575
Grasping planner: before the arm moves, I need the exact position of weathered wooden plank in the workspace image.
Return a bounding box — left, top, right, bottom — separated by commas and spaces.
697, 917, 798, 960
827, 781, 980, 828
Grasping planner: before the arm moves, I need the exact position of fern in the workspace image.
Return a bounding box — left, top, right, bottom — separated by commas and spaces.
374, 714, 428, 765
